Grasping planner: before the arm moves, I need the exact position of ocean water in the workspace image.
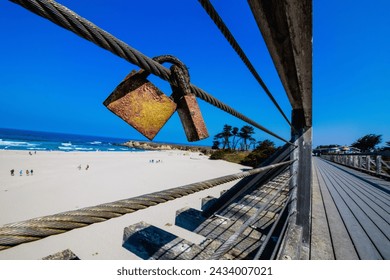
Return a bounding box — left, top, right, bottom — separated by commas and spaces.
0, 128, 141, 152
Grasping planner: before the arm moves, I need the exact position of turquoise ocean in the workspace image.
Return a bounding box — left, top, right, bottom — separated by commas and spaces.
0, 128, 140, 152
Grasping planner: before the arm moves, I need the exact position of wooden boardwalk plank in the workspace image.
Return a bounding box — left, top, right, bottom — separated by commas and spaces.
325, 161, 390, 193
315, 158, 382, 259
324, 165, 390, 237
325, 164, 390, 212
322, 165, 390, 259
314, 159, 358, 260
310, 160, 335, 259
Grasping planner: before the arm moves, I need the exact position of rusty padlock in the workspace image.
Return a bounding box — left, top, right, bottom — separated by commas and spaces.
170, 62, 209, 142
103, 69, 177, 140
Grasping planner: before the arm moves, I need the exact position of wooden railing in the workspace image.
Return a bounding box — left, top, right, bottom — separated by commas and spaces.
320, 154, 390, 179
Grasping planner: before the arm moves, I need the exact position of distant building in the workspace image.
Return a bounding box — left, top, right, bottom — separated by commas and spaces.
340, 146, 361, 154
312, 145, 360, 156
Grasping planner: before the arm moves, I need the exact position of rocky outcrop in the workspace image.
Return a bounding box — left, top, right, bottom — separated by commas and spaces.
123, 140, 213, 155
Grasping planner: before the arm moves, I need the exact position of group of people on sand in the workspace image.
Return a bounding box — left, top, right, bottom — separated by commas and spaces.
149, 159, 163, 164
10, 169, 33, 176
77, 164, 89, 170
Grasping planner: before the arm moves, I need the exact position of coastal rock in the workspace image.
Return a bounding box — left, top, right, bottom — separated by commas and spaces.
123, 140, 212, 155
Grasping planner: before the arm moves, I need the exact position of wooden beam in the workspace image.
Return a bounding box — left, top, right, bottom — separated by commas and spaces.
248, 0, 312, 127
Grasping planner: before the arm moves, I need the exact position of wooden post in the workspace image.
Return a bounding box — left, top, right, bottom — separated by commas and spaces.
367, 156, 371, 172
248, 0, 312, 258
292, 109, 312, 245
376, 155, 382, 175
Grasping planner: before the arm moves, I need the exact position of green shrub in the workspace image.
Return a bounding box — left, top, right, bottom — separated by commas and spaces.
209, 150, 227, 160
240, 141, 277, 167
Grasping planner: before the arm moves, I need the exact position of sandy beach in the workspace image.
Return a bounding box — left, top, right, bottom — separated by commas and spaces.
0, 150, 248, 259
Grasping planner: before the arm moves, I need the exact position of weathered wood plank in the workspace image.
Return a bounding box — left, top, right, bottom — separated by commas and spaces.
329, 168, 390, 213
325, 160, 390, 192
314, 158, 358, 260
324, 165, 390, 236
318, 159, 390, 216
320, 166, 390, 259
310, 161, 334, 259
122, 222, 209, 260
316, 159, 383, 259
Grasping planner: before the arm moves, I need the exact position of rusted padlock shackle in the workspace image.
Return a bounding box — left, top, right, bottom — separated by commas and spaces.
151, 55, 192, 98
151, 55, 209, 142
133, 54, 189, 83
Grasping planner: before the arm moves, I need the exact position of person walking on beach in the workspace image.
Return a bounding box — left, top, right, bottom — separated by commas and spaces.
26, 170, 29, 176
10, 169, 14, 176
19, 170, 23, 176
77, 164, 81, 170
86, 164, 89, 170
30, 169, 34, 176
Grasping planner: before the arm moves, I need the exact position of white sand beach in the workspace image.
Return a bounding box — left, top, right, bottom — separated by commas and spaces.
0, 150, 248, 259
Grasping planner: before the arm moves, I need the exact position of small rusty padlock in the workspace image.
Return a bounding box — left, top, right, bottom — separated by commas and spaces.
103, 69, 177, 140
170, 62, 209, 142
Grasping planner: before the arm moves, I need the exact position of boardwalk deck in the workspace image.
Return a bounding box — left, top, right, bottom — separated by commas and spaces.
121, 171, 291, 260
311, 157, 390, 259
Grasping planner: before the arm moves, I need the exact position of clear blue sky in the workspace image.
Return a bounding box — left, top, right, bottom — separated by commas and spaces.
0, 0, 389, 148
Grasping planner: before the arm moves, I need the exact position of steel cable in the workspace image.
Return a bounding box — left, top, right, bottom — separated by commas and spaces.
210, 173, 294, 259
0, 160, 294, 251
198, 0, 292, 127
9, 0, 292, 145
253, 193, 292, 259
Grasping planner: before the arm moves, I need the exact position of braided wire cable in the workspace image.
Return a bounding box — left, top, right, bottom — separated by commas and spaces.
9, 0, 292, 145
253, 193, 292, 259
210, 172, 294, 260
0, 160, 294, 251
198, 0, 292, 127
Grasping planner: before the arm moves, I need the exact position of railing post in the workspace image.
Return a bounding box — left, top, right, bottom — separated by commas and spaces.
376, 155, 382, 175
291, 109, 312, 246
367, 156, 371, 172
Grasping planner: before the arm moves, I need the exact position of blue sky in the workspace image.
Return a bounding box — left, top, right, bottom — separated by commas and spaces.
0, 0, 389, 148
